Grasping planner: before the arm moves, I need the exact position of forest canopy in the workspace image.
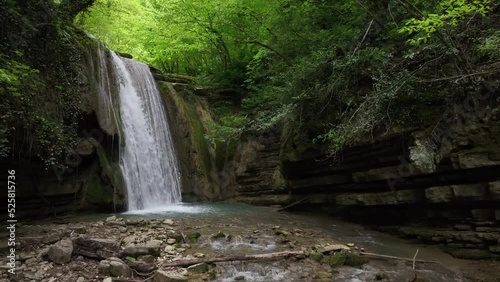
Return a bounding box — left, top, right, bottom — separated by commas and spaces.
1, 0, 498, 168
80, 0, 500, 162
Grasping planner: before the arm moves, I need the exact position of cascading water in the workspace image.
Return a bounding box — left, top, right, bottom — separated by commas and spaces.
111, 52, 182, 211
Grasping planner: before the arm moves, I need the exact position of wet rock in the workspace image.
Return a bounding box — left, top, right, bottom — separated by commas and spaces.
187, 262, 209, 274
375, 272, 389, 280
234, 276, 245, 281
275, 230, 288, 236
98, 257, 132, 277
211, 231, 225, 239
154, 269, 188, 282
47, 239, 73, 264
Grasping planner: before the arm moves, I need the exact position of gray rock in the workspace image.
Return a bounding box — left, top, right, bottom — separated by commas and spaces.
187, 262, 209, 274
106, 216, 117, 222
47, 239, 73, 264
76, 277, 85, 282
163, 219, 174, 225
452, 184, 487, 199
72, 225, 87, 234
103, 278, 112, 282
164, 245, 176, 255
489, 181, 500, 200
98, 257, 132, 277
124, 240, 162, 257
167, 239, 176, 245
425, 186, 454, 203
138, 255, 155, 263
317, 244, 350, 253
42, 233, 61, 245
154, 270, 188, 282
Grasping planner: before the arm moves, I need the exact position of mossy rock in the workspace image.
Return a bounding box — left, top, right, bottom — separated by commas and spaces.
211, 231, 226, 239
188, 232, 202, 242
309, 252, 324, 262
323, 251, 368, 267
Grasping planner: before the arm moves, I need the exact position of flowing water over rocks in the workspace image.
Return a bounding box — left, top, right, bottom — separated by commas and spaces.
1, 203, 499, 282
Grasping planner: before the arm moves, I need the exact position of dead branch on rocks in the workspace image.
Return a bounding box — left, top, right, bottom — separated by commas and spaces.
360, 251, 436, 264
162, 250, 305, 268
277, 197, 309, 212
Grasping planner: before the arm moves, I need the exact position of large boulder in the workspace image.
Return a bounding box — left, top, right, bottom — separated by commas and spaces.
47, 239, 73, 264
98, 257, 132, 277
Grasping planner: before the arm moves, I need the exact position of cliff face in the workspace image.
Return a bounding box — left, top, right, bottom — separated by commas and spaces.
218, 90, 500, 259
2, 41, 127, 219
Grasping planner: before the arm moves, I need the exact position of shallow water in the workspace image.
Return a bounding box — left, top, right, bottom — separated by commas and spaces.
67, 203, 479, 281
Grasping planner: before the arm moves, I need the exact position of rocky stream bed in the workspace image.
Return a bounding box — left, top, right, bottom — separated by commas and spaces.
1, 204, 499, 282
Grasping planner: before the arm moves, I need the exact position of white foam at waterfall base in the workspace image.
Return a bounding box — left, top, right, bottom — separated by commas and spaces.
111, 52, 182, 211
122, 204, 211, 215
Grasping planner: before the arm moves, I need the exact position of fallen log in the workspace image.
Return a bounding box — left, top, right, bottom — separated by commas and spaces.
359, 251, 437, 264
162, 250, 305, 268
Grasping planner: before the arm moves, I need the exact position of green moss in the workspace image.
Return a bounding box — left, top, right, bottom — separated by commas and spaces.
323, 251, 368, 267
211, 231, 226, 239
187, 232, 202, 242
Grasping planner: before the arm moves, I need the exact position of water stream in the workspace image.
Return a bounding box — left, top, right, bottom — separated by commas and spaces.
65, 203, 491, 281
111, 52, 181, 210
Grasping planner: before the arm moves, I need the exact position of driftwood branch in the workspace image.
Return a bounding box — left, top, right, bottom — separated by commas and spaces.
360, 251, 436, 264
162, 251, 304, 268
278, 197, 309, 212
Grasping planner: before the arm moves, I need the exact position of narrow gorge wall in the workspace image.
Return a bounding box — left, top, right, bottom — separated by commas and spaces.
226, 92, 500, 260
3, 41, 127, 219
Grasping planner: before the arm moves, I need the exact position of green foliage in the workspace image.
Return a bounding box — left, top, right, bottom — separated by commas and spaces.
0, 0, 88, 167
71, 0, 500, 157
399, 0, 492, 45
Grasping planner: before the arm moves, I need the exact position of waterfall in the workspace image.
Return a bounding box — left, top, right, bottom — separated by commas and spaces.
111, 52, 182, 211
